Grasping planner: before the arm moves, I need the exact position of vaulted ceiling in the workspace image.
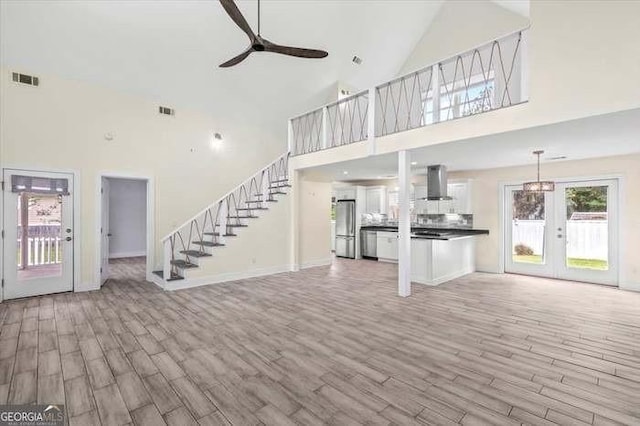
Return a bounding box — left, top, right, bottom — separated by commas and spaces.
0, 0, 528, 144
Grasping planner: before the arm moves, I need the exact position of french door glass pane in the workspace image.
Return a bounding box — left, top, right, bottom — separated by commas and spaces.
565, 186, 608, 270
512, 190, 545, 264
17, 192, 63, 280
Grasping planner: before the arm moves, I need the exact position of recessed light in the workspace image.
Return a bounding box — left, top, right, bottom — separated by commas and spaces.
343, 171, 349, 175
352, 56, 362, 65
411, 161, 417, 166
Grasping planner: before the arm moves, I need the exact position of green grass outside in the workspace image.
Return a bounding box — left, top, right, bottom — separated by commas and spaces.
513, 254, 608, 270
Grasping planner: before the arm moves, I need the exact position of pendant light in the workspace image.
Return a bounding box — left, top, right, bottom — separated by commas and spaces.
523, 150, 555, 192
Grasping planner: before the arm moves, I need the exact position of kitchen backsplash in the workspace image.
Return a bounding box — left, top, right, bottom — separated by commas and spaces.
416, 214, 473, 228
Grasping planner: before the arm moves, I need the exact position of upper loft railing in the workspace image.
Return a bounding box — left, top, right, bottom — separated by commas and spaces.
289, 28, 527, 156
290, 90, 369, 156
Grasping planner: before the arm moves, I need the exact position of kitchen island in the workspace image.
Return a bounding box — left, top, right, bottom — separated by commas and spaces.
361, 225, 489, 286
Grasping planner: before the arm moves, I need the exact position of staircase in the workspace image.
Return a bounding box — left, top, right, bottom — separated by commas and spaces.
153, 152, 290, 285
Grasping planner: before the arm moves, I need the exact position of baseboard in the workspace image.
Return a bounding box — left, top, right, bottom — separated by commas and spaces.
619, 281, 640, 292
109, 251, 146, 259
74, 282, 101, 293
148, 274, 166, 290
167, 264, 292, 291
300, 257, 332, 269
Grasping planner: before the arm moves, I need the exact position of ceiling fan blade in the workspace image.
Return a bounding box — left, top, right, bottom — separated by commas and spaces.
219, 48, 254, 68
219, 0, 255, 41
263, 40, 328, 59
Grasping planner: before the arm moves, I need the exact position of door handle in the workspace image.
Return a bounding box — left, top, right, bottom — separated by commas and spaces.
65, 236, 73, 242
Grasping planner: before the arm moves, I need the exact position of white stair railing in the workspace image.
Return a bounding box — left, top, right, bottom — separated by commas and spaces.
160, 152, 290, 281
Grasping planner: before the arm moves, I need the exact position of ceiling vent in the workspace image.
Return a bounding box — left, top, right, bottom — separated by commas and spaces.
158, 106, 175, 116
12, 72, 39, 87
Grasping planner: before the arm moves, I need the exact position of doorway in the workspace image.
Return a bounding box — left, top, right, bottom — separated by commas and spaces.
2, 169, 75, 299
100, 176, 149, 284
504, 178, 619, 286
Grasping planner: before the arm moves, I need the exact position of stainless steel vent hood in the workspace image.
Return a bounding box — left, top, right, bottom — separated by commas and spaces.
424, 165, 452, 200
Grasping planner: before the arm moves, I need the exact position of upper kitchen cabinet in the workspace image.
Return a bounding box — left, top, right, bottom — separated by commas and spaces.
448, 181, 472, 214
365, 187, 387, 214
418, 180, 473, 214
335, 187, 357, 200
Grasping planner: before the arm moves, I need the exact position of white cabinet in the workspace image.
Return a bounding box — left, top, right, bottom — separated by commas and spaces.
413, 185, 428, 214
335, 188, 356, 200
417, 181, 472, 214
448, 181, 472, 214
377, 231, 398, 262
365, 187, 386, 214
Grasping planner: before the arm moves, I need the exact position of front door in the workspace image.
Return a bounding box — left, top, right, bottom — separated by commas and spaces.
3, 169, 74, 299
505, 178, 618, 286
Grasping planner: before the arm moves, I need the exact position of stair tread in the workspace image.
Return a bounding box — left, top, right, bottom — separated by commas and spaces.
237, 207, 268, 211
192, 241, 225, 247
226, 224, 249, 228
179, 250, 213, 257
170, 260, 198, 268
269, 184, 291, 188
153, 270, 184, 281
227, 215, 259, 219
270, 178, 289, 183
205, 232, 238, 237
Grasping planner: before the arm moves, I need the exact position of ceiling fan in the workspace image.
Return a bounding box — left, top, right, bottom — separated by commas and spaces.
219, 0, 328, 68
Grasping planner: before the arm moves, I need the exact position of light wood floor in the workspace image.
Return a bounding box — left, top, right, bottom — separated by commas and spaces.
1, 258, 639, 426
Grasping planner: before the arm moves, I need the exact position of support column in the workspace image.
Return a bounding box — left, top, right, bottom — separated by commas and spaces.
367, 87, 376, 156
289, 168, 300, 272
287, 119, 293, 154
398, 150, 411, 297
321, 107, 329, 150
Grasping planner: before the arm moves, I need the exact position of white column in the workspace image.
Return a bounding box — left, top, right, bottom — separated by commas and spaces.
519, 31, 529, 103
367, 87, 376, 156
398, 150, 412, 297
162, 239, 171, 287
287, 119, 293, 154
321, 107, 328, 150
289, 169, 300, 271
432, 64, 441, 124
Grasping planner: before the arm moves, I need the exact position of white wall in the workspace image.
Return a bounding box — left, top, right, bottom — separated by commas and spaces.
0, 70, 287, 291
108, 178, 146, 258
399, 0, 529, 75
451, 153, 640, 291
291, 0, 640, 170
297, 176, 333, 269
179, 194, 292, 286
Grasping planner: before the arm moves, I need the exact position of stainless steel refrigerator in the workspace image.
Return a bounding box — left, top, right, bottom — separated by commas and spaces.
335, 199, 356, 258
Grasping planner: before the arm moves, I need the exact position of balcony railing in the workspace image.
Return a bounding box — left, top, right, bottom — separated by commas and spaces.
290, 29, 527, 156
290, 90, 369, 156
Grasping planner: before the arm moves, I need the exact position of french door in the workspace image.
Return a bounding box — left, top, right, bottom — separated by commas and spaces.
505, 179, 618, 286
3, 169, 74, 299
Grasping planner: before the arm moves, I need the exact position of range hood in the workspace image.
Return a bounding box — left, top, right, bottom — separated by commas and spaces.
423, 165, 452, 200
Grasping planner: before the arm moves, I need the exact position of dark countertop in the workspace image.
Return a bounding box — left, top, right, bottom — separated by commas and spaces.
360, 225, 490, 237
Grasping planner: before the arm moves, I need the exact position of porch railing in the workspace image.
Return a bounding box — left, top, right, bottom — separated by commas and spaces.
290, 28, 527, 156
17, 225, 62, 268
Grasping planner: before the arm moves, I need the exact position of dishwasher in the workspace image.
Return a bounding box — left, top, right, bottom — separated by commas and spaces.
360, 229, 378, 260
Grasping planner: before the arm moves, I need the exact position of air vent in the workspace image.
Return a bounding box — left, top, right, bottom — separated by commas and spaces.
159, 106, 175, 116
352, 56, 363, 65
12, 72, 39, 87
